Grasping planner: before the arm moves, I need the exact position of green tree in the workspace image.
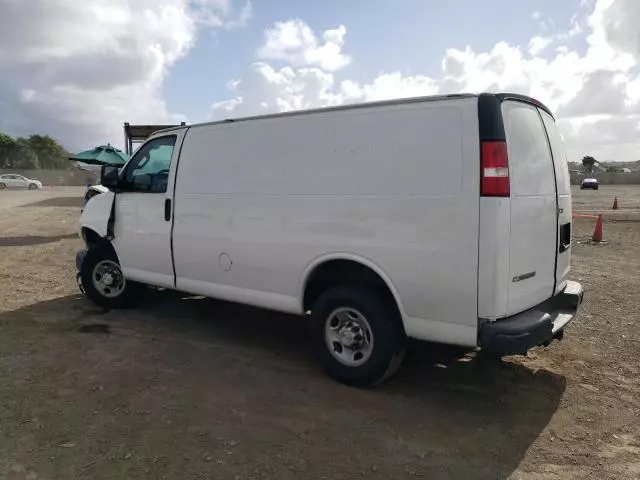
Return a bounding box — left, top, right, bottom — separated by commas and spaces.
0, 132, 39, 169
606, 165, 621, 173
0, 132, 17, 168
12, 138, 40, 169
26, 134, 69, 169
0, 131, 71, 170
582, 155, 596, 173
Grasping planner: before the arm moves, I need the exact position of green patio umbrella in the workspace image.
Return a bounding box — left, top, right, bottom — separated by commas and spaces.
69, 144, 129, 166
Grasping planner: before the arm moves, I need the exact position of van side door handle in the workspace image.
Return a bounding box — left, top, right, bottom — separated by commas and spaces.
164, 198, 171, 222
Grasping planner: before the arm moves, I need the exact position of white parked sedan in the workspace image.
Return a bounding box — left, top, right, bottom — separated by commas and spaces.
0, 174, 43, 190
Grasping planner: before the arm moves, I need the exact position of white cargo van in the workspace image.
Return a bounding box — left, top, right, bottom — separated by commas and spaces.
77, 93, 583, 386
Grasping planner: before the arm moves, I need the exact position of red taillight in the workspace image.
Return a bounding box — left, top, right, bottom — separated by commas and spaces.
481, 141, 510, 197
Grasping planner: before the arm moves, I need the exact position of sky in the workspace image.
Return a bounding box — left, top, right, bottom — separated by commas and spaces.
1, 0, 639, 162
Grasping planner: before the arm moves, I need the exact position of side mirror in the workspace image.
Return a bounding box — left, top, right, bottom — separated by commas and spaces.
100, 165, 120, 189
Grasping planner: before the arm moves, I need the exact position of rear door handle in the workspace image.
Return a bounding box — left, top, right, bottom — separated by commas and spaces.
164, 198, 171, 222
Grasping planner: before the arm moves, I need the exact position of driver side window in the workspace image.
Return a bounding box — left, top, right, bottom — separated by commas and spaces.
125, 136, 176, 193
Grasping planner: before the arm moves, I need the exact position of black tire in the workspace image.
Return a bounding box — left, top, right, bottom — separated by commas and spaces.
28, 183, 37, 190
310, 285, 406, 387
80, 243, 143, 309
0, 183, 5, 189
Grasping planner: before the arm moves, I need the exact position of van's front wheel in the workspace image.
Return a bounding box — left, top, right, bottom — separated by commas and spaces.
311, 286, 406, 387
80, 244, 143, 309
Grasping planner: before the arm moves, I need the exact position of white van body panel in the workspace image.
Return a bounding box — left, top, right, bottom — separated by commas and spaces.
79, 190, 114, 238
298, 253, 406, 315
476, 100, 573, 319
477, 198, 511, 319
503, 101, 559, 315
541, 110, 572, 293
171, 98, 481, 346
111, 129, 187, 289
78, 93, 580, 355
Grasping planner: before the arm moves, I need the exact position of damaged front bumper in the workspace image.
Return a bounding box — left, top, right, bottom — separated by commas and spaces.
75, 249, 87, 293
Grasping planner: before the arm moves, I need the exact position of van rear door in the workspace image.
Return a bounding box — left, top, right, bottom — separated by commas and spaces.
540, 111, 572, 293
502, 100, 558, 315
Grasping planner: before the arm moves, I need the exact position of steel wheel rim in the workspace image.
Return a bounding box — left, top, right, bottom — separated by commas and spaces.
324, 307, 374, 367
92, 260, 125, 298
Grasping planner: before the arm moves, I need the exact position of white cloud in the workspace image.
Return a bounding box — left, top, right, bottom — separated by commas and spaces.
339, 73, 439, 103
532, 11, 554, 32
438, 42, 586, 111
211, 20, 437, 119
568, 13, 583, 37
590, 0, 640, 57
208, 62, 438, 120
211, 2, 640, 162
226, 78, 242, 91
559, 70, 628, 117
435, 0, 640, 161
211, 96, 244, 115
5, 0, 639, 164
257, 19, 350, 71
210, 62, 343, 118
529, 36, 553, 56
559, 115, 640, 162
188, 0, 252, 28
0, 0, 251, 150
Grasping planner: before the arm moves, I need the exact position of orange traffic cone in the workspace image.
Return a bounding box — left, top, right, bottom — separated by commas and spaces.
612, 196, 618, 210
592, 214, 603, 242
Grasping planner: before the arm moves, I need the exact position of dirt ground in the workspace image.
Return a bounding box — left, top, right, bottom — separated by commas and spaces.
0, 185, 638, 480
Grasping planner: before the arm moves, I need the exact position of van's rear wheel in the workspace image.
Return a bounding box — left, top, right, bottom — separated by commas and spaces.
311, 286, 406, 387
80, 244, 143, 309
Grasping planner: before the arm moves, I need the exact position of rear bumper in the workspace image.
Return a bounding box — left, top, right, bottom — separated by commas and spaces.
479, 280, 584, 356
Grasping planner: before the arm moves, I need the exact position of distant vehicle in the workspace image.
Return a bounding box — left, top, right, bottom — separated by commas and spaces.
0, 174, 42, 190
77, 92, 584, 386
580, 178, 599, 190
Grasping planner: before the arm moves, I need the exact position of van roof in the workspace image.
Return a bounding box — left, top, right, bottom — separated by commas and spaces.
154, 92, 552, 135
